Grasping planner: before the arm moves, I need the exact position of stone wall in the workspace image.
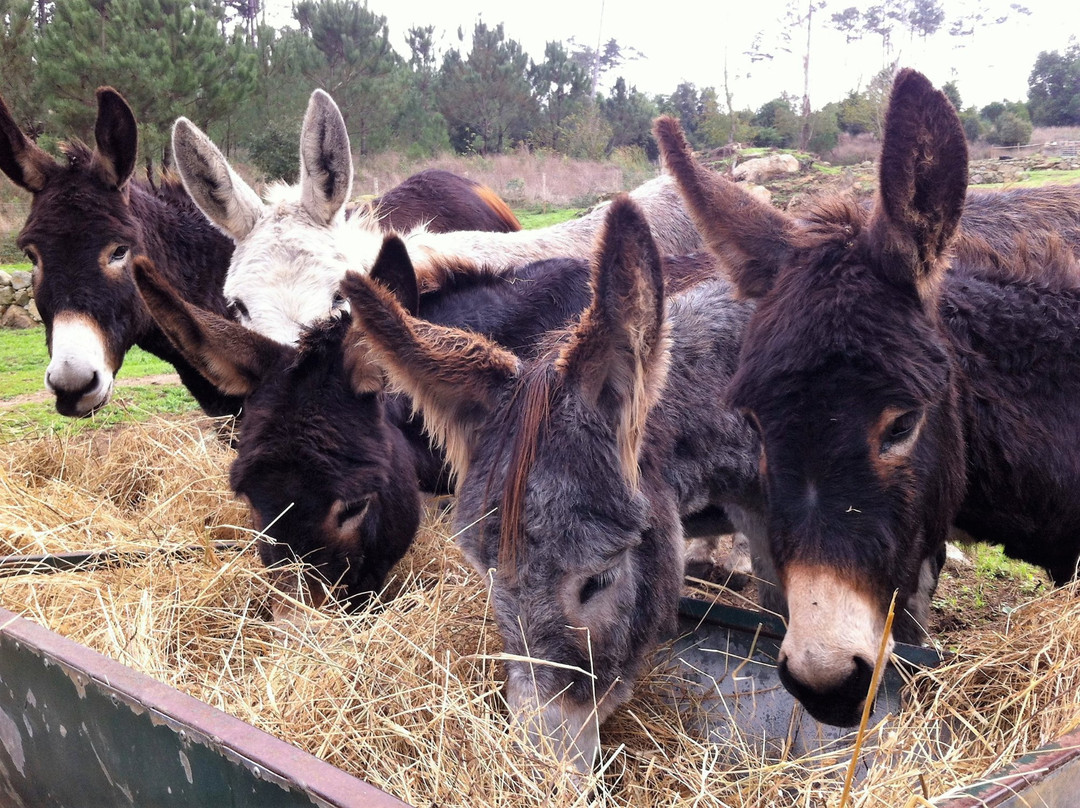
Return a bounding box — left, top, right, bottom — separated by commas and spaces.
0, 268, 40, 329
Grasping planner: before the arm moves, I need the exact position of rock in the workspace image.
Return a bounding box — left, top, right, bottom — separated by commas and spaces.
1, 305, 35, 329
13, 288, 29, 306
746, 184, 772, 204
9, 270, 31, 291
0, 285, 12, 307
733, 153, 800, 184
945, 542, 972, 570
27, 299, 41, 322
0, 269, 11, 286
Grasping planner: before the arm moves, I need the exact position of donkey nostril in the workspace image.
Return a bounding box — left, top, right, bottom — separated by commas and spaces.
777, 654, 876, 727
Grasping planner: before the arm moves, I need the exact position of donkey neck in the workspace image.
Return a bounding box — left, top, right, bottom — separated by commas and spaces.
943, 268, 1080, 579
643, 280, 761, 515
130, 181, 234, 319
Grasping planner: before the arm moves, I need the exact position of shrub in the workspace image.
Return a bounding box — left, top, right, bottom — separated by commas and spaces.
987, 112, 1033, 147
244, 120, 302, 183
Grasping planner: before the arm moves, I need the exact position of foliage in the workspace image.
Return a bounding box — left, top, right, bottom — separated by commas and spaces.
293, 0, 402, 154
986, 111, 1032, 147
244, 118, 302, 183
941, 80, 962, 110
559, 105, 612, 162
599, 77, 659, 159
35, 0, 258, 167
751, 95, 800, 148
438, 22, 535, 154
1027, 44, 1080, 126
959, 107, 984, 143
0, 0, 39, 133
529, 41, 590, 151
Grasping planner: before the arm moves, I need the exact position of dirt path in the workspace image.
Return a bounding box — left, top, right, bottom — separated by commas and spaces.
0, 373, 181, 409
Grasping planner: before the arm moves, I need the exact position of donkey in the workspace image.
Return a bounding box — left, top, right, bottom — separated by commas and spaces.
135, 225, 726, 609
0, 87, 238, 417
171, 88, 703, 346
340, 197, 759, 772
655, 69, 1080, 727
357, 168, 521, 234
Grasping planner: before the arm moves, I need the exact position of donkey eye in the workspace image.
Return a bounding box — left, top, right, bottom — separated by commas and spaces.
331, 291, 350, 315
337, 498, 372, 528
580, 566, 618, 605
23, 248, 38, 267
110, 245, 130, 263
228, 298, 250, 320
741, 409, 761, 437
882, 409, 920, 449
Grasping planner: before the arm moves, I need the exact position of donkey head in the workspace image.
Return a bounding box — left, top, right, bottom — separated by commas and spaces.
343, 197, 680, 772
173, 89, 382, 346
132, 255, 421, 611
656, 69, 969, 726
1, 88, 149, 416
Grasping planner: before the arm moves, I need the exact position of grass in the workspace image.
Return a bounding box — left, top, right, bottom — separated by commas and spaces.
0, 326, 198, 441
1, 261, 31, 273
513, 206, 582, 229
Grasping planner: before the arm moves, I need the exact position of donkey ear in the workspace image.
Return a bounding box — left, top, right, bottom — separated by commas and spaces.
870, 69, 968, 299
368, 236, 420, 316
172, 117, 264, 241
558, 196, 668, 482
341, 269, 520, 479
133, 256, 290, 396
0, 92, 57, 192
299, 90, 353, 227
653, 116, 793, 299
90, 87, 137, 190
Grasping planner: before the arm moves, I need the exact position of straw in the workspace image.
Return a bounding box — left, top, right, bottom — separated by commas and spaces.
2, 413, 1079, 807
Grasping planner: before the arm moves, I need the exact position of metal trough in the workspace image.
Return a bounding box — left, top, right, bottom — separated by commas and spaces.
0, 606, 406, 807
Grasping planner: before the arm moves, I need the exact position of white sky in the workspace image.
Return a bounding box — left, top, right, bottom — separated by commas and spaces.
265, 1, 1079, 111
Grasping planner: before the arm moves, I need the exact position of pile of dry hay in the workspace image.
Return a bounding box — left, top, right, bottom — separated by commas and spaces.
2, 413, 1079, 807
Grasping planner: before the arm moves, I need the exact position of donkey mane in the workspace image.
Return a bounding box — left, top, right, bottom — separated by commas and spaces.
784, 189, 1080, 291
492, 359, 559, 579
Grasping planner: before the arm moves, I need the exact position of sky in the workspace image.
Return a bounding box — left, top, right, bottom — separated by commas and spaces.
265, 1, 1080, 111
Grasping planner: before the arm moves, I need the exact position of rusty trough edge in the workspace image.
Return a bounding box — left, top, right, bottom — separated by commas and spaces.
0, 543, 246, 578
933, 724, 1080, 807
0, 606, 411, 808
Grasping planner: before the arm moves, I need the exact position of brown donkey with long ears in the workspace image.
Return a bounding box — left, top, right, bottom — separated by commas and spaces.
0, 87, 239, 417
341, 198, 759, 772
656, 69, 1080, 727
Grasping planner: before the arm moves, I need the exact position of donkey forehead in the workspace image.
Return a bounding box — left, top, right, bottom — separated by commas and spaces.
733, 262, 946, 413
22, 187, 137, 248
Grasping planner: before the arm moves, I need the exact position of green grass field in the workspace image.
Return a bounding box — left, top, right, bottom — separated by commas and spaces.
0, 325, 198, 441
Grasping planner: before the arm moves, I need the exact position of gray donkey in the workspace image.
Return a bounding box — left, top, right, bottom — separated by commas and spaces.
340, 197, 761, 772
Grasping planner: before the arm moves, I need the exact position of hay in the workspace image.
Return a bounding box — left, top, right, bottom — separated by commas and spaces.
2, 414, 1080, 806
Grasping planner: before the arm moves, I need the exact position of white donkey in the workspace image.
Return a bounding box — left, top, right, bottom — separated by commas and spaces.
171, 89, 704, 347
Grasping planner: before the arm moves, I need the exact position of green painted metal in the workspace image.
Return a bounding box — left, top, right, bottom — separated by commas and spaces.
0, 608, 408, 808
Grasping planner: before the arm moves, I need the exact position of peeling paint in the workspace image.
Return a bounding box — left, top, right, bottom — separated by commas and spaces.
0, 709, 26, 775
179, 750, 193, 785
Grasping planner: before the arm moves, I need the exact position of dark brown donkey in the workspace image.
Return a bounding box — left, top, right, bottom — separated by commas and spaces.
656, 69, 1080, 727
360, 168, 521, 234
341, 198, 759, 772
133, 245, 607, 611
0, 87, 238, 417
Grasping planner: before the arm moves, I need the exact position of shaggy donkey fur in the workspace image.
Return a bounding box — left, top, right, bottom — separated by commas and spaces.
172, 89, 704, 346
656, 69, 1080, 727
341, 197, 759, 773
0, 87, 238, 418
